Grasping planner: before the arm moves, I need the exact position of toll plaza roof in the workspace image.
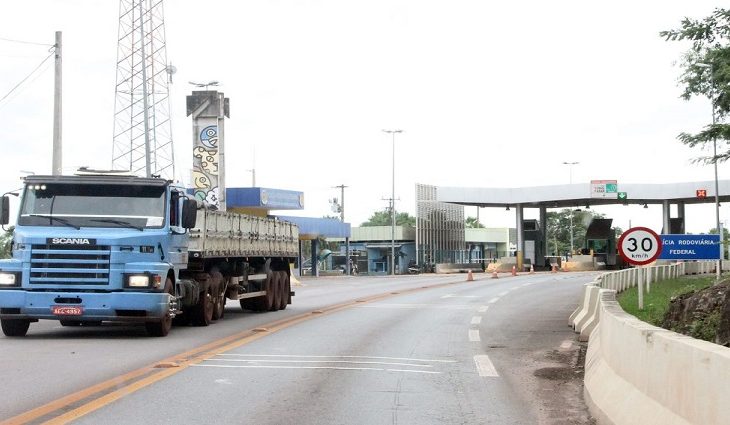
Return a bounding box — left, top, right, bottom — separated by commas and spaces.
277, 216, 351, 240
436, 180, 730, 208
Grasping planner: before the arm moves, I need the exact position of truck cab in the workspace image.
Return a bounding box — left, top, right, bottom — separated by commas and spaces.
0, 174, 197, 337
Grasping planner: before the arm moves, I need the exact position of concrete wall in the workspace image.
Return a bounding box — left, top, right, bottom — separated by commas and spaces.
570, 261, 730, 425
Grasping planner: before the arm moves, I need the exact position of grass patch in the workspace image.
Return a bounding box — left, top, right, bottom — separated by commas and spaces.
617, 275, 716, 326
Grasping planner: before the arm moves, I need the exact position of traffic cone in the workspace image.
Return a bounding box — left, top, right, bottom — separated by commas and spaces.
466, 270, 474, 282
491, 270, 498, 279
529, 264, 534, 274
551, 264, 558, 273
511, 265, 517, 276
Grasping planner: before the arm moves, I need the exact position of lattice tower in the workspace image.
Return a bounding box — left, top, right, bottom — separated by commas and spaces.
112, 0, 175, 179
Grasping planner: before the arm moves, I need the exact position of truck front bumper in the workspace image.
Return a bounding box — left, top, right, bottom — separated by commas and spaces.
0, 290, 170, 322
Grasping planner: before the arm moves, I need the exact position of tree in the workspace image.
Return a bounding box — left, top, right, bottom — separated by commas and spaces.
661, 8, 730, 163
465, 216, 485, 228
361, 209, 416, 227
707, 226, 730, 259
0, 226, 13, 259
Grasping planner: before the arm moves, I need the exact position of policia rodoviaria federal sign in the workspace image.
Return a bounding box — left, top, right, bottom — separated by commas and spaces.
618, 227, 721, 265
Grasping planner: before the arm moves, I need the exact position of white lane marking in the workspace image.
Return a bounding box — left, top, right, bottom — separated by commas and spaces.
471, 316, 482, 325
498, 291, 509, 297
441, 294, 478, 299
560, 340, 573, 350
206, 359, 433, 368
477, 305, 489, 313
488, 297, 500, 304
216, 354, 459, 363
474, 355, 499, 377
214, 378, 233, 385
468, 329, 481, 342
357, 303, 473, 310
192, 364, 442, 374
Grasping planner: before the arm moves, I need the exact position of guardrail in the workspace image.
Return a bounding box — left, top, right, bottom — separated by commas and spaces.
570, 261, 729, 425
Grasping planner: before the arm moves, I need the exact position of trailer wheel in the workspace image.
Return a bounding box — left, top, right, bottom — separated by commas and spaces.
192, 285, 214, 326
254, 271, 275, 312
277, 271, 288, 311
145, 278, 174, 337
268, 272, 280, 311
210, 270, 226, 320
1, 319, 31, 337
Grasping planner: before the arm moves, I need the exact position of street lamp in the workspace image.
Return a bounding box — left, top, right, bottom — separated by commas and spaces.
697, 62, 723, 280
562, 161, 579, 256
383, 129, 403, 275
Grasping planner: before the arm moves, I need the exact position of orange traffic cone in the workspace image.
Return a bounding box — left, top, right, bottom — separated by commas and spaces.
529, 264, 534, 274
466, 270, 474, 282
511, 265, 517, 276
551, 264, 558, 273
491, 270, 499, 279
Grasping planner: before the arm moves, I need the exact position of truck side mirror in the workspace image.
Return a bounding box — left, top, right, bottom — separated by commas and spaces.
181, 199, 198, 229
1, 196, 9, 225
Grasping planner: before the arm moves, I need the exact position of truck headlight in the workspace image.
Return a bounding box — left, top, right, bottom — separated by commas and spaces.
127, 275, 150, 288
0, 272, 18, 286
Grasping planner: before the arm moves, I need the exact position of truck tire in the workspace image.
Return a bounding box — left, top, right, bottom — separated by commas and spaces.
277, 271, 288, 311
268, 272, 280, 311
210, 270, 225, 320
1, 319, 31, 337
145, 278, 174, 337
254, 271, 275, 312
192, 285, 214, 326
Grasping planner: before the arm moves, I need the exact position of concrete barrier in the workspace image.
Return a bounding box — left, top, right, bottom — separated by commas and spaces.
584, 290, 730, 425
569, 282, 595, 326
572, 284, 600, 332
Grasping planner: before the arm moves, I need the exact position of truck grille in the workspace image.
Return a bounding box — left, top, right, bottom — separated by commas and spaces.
30, 244, 111, 285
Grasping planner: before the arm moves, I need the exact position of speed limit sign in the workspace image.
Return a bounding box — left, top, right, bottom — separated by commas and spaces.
618, 227, 663, 266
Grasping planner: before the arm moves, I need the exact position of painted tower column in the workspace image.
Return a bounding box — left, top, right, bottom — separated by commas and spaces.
677, 202, 686, 234
186, 91, 230, 211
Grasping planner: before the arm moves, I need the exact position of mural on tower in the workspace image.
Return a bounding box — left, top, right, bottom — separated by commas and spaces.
192, 123, 220, 208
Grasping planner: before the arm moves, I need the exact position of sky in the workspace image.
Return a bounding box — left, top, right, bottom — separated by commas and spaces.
0, 1, 727, 234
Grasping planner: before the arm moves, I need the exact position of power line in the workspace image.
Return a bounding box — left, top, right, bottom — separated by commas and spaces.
0, 37, 54, 47
0, 50, 54, 105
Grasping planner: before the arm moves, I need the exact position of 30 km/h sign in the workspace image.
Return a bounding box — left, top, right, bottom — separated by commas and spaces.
618, 227, 663, 266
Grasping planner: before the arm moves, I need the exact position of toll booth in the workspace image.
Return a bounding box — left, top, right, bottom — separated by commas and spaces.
522, 219, 544, 269
584, 218, 619, 268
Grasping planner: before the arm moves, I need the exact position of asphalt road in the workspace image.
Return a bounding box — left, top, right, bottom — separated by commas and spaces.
0, 271, 597, 424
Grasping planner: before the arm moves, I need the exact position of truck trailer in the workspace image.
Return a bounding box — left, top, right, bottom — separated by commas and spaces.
0, 173, 299, 337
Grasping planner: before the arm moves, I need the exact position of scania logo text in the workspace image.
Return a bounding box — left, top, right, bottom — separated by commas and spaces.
51, 238, 91, 245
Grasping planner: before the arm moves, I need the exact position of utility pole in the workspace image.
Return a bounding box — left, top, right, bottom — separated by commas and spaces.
383, 129, 403, 275
333, 184, 347, 222
52, 31, 62, 176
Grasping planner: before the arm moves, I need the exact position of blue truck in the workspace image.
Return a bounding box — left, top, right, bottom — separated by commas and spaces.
0, 173, 299, 337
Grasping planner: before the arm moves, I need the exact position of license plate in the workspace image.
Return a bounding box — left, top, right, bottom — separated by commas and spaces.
51, 305, 84, 316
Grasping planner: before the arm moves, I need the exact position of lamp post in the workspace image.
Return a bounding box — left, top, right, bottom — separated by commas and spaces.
562, 161, 579, 256
383, 129, 403, 275
697, 63, 723, 280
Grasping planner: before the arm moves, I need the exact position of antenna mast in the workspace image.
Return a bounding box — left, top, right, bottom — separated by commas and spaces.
112, 0, 175, 179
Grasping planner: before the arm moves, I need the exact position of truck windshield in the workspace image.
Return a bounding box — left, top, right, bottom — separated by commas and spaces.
17, 184, 166, 229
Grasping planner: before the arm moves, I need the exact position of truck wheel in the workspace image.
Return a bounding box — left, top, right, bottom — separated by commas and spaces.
268, 272, 280, 311
254, 271, 275, 312
192, 286, 214, 326
1, 319, 31, 337
210, 270, 225, 321
277, 271, 288, 310
145, 278, 174, 337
